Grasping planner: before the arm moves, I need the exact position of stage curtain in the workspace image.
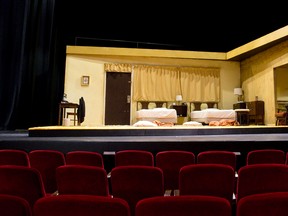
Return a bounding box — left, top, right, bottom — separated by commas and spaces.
104, 63, 132, 72
180, 67, 220, 102
133, 65, 181, 101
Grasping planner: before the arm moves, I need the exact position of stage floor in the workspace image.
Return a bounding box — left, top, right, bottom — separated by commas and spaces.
28, 125, 288, 137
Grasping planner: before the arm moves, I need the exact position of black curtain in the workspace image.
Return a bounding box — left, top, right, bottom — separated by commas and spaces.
0, 0, 65, 130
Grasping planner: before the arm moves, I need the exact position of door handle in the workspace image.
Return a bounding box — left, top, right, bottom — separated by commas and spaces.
127, 95, 131, 103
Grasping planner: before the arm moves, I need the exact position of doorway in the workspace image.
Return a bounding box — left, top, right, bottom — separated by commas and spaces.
105, 72, 131, 125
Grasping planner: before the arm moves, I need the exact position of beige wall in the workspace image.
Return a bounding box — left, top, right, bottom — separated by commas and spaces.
64, 49, 240, 126
241, 40, 288, 125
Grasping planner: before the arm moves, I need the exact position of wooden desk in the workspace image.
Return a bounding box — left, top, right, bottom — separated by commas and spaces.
58, 102, 78, 126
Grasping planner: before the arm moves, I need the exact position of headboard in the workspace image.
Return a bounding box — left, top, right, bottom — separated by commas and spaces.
190, 102, 218, 111
137, 101, 168, 110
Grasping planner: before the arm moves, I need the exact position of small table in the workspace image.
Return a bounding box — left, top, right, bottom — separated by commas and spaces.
235, 109, 250, 125
58, 102, 78, 126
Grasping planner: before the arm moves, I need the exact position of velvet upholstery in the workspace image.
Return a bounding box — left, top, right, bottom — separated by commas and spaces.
0, 194, 32, 216
65, 151, 104, 168
197, 150, 236, 171
136, 195, 231, 216
246, 149, 285, 165
236, 164, 288, 201
33, 195, 130, 216
29, 150, 66, 194
0, 149, 30, 166
0, 165, 46, 207
111, 166, 164, 216
115, 150, 154, 167
237, 192, 288, 216
179, 164, 235, 203
56, 165, 109, 196
155, 150, 195, 191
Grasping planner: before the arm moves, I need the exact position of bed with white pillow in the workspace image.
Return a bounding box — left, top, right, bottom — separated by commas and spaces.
136, 108, 177, 123
190, 108, 236, 124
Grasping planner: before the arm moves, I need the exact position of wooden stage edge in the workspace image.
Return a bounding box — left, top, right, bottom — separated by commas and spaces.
28, 125, 288, 137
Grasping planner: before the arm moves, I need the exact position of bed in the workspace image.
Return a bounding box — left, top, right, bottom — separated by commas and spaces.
190, 108, 236, 124
136, 108, 178, 123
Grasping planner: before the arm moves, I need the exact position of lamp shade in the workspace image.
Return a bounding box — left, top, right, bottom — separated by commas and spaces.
176, 95, 183, 101
234, 88, 242, 95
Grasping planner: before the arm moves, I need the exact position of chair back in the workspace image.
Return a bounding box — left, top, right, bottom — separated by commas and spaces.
179, 164, 235, 203
56, 165, 109, 196
156, 150, 195, 191
66, 151, 104, 168
33, 195, 130, 216
115, 150, 154, 167
237, 192, 288, 216
0, 194, 32, 216
111, 165, 164, 216
0, 165, 46, 207
197, 150, 236, 171
0, 149, 30, 166
136, 195, 231, 216
236, 163, 288, 201
246, 149, 285, 165
29, 150, 66, 194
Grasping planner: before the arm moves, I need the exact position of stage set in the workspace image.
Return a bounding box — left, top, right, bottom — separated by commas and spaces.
1, 125, 288, 170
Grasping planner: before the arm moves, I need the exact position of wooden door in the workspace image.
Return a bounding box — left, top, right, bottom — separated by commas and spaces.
105, 72, 131, 125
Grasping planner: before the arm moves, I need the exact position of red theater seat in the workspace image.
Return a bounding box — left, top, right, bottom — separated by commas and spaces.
56, 165, 110, 196
65, 151, 104, 168
179, 164, 235, 203
29, 150, 66, 194
0, 165, 46, 208
136, 195, 231, 216
115, 150, 154, 167
0, 194, 32, 216
111, 165, 164, 216
33, 195, 130, 216
0, 149, 30, 166
236, 164, 288, 202
246, 149, 285, 165
237, 192, 288, 216
156, 150, 195, 192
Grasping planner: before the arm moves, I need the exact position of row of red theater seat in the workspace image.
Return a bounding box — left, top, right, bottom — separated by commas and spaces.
0, 149, 286, 216
1, 164, 288, 216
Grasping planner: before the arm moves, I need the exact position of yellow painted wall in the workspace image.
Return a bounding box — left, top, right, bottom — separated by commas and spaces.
64, 49, 240, 126
241, 40, 288, 125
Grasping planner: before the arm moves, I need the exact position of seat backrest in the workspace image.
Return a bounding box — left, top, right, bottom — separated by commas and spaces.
115, 150, 154, 167
236, 163, 288, 201
65, 151, 104, 168
0, 165, 46, 208
197, 150, 236, 171
136, 195, 231, 216
0, 149, 30, 166
246, 149, 285, 165
155, 150, 195, 190
237, 192, 288, 216
56, 165, 109, 196
0, 194, 32, 216
29, 150, 66, 194
179, 164, 235, 203
111, 165, 164, 216
33, 194, 130, 216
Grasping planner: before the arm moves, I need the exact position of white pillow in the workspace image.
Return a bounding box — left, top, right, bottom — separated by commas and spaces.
183, 121, 203, 126
133, 121, 158, 127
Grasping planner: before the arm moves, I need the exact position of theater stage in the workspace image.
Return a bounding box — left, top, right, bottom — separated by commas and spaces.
1, 125, 288, 170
